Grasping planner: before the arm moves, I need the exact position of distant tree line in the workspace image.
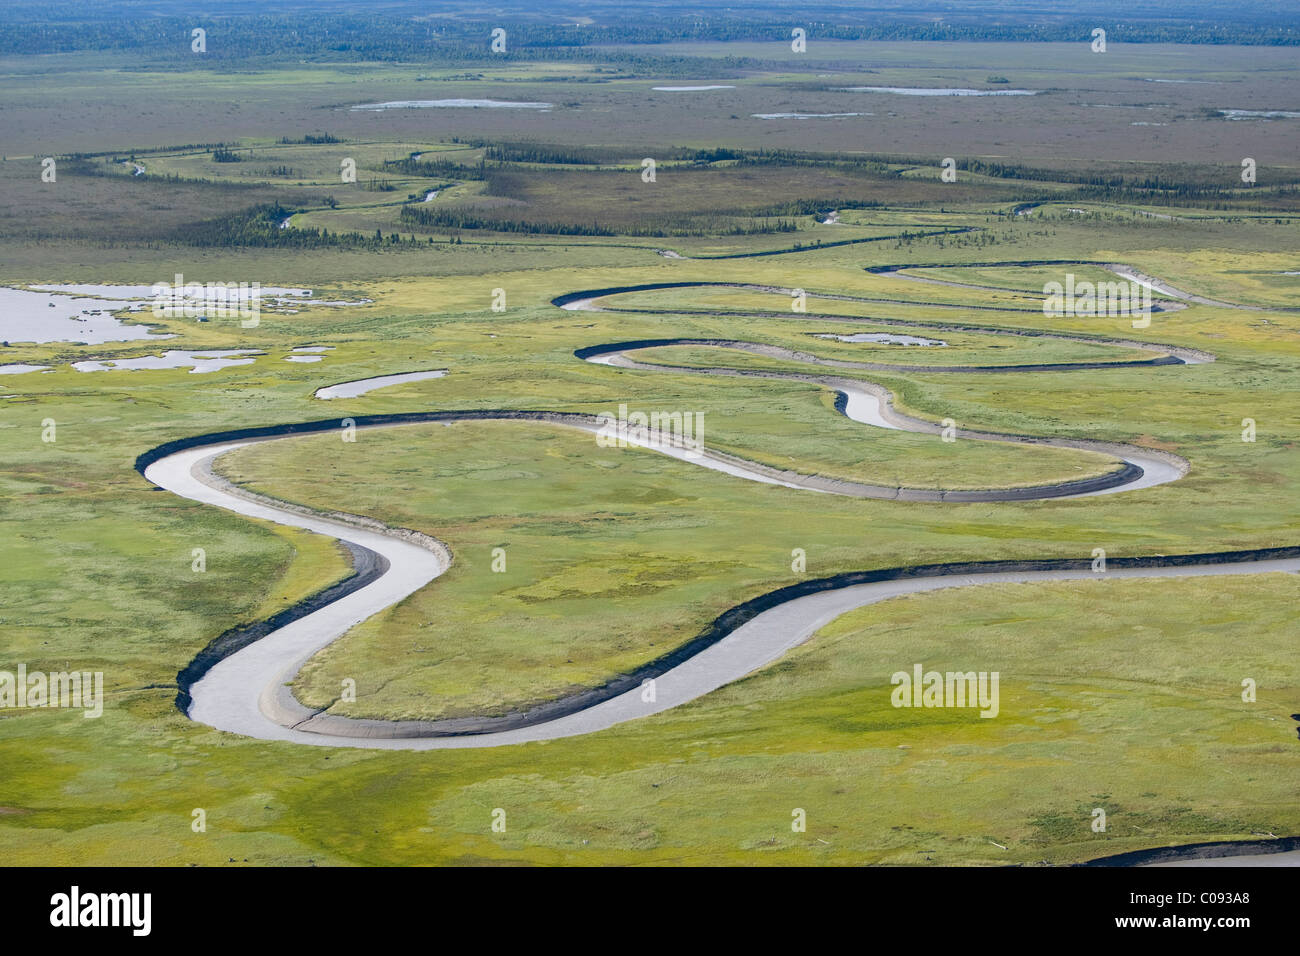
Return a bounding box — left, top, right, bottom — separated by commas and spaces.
479, 143, 749, 166
279, 134, 343, 145
385, 156, 489, 180
170, 203, 429, 249
62, 143, 229, 160
2, 11, 1296, 60
958, 158, 1300, 206
398, 204, 799, 237
389, 145, 900, 178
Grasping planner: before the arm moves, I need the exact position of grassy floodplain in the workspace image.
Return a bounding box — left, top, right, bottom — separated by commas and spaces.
0, 25, 1297, 867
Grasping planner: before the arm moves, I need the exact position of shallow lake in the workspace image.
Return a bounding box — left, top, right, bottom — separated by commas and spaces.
72, 350, 263, 374
0, 287, 165, 345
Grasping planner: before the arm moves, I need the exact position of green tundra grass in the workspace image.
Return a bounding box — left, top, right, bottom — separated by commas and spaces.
2, 226, 1298, 864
